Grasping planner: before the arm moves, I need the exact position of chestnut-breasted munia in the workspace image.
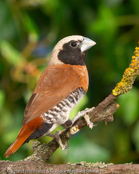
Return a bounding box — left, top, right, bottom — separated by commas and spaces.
4, 35, 96, 158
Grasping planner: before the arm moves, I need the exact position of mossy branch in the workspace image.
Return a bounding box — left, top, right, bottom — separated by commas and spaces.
112, 46, 139, 96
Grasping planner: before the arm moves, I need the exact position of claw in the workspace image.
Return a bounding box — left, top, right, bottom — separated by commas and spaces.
65, 140, 69, 154
84, 115, 94, 129
47, 130, 69, 151
71, 107, 95, 129
65, 140, 69, 149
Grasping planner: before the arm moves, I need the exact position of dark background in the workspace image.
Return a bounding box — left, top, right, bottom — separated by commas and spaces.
0, 0, 139, 164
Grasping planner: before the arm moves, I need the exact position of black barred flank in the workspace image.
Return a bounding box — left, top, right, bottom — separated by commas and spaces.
41, 87, 86, 124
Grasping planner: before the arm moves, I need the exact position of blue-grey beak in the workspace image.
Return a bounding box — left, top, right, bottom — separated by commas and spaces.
80, 37, 96, 52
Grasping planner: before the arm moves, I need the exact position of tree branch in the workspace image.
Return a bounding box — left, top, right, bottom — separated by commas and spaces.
0, 46, 139, 172
1, 161, 139, 174
24, 46, 139, 162
24, 97, 119, 162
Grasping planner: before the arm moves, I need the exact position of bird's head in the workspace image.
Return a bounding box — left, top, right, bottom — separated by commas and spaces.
48, 35, 96, 66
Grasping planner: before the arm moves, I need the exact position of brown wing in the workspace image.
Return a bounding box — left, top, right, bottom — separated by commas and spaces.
22, 64, 82, 125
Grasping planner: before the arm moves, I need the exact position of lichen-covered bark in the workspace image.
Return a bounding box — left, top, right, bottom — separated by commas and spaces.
22, 98, 119, 162
1, 161, 139, 174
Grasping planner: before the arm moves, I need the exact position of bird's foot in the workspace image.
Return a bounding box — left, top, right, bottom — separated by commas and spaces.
72, 107, 95, 129
47, 130, 69, 150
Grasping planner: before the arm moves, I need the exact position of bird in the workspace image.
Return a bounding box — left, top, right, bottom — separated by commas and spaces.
4, 35, 96, 158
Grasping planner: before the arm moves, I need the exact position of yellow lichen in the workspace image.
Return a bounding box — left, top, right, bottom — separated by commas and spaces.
112, 46, 139, 96
116, 104, 120, 108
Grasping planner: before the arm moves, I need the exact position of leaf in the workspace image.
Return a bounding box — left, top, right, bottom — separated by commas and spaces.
132, 121, 139, 152
66, 135, 110, 162
89, 5, 117, 42
0, 1, 17, 40
21, 13, 39, 42
117, 87, 139, 125
0, 41, 24, 66
0, 90, 5, 111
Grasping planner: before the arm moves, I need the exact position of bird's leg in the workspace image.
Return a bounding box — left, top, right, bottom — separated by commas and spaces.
61, 119, 72, 128
47, 119, 73, 151
47, 119, 72, 153
71, 107, 95, 129
47, 128, 69, 151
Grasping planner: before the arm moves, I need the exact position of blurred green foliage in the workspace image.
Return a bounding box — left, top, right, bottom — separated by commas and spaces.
0, 0, 139, 164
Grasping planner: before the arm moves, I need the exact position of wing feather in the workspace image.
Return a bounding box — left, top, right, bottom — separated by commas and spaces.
22, 64, 81, 125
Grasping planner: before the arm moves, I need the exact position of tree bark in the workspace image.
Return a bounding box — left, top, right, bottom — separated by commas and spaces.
1, 161, 139, 174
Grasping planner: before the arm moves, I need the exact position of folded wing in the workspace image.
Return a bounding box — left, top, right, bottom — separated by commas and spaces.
22, 64, 81, 125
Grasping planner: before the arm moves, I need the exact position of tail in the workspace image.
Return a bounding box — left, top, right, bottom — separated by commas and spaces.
4, 126, 34, 158
4, 116, 43, 158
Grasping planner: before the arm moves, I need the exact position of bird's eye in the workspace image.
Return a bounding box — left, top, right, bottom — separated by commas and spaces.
70, 41, 77, 47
